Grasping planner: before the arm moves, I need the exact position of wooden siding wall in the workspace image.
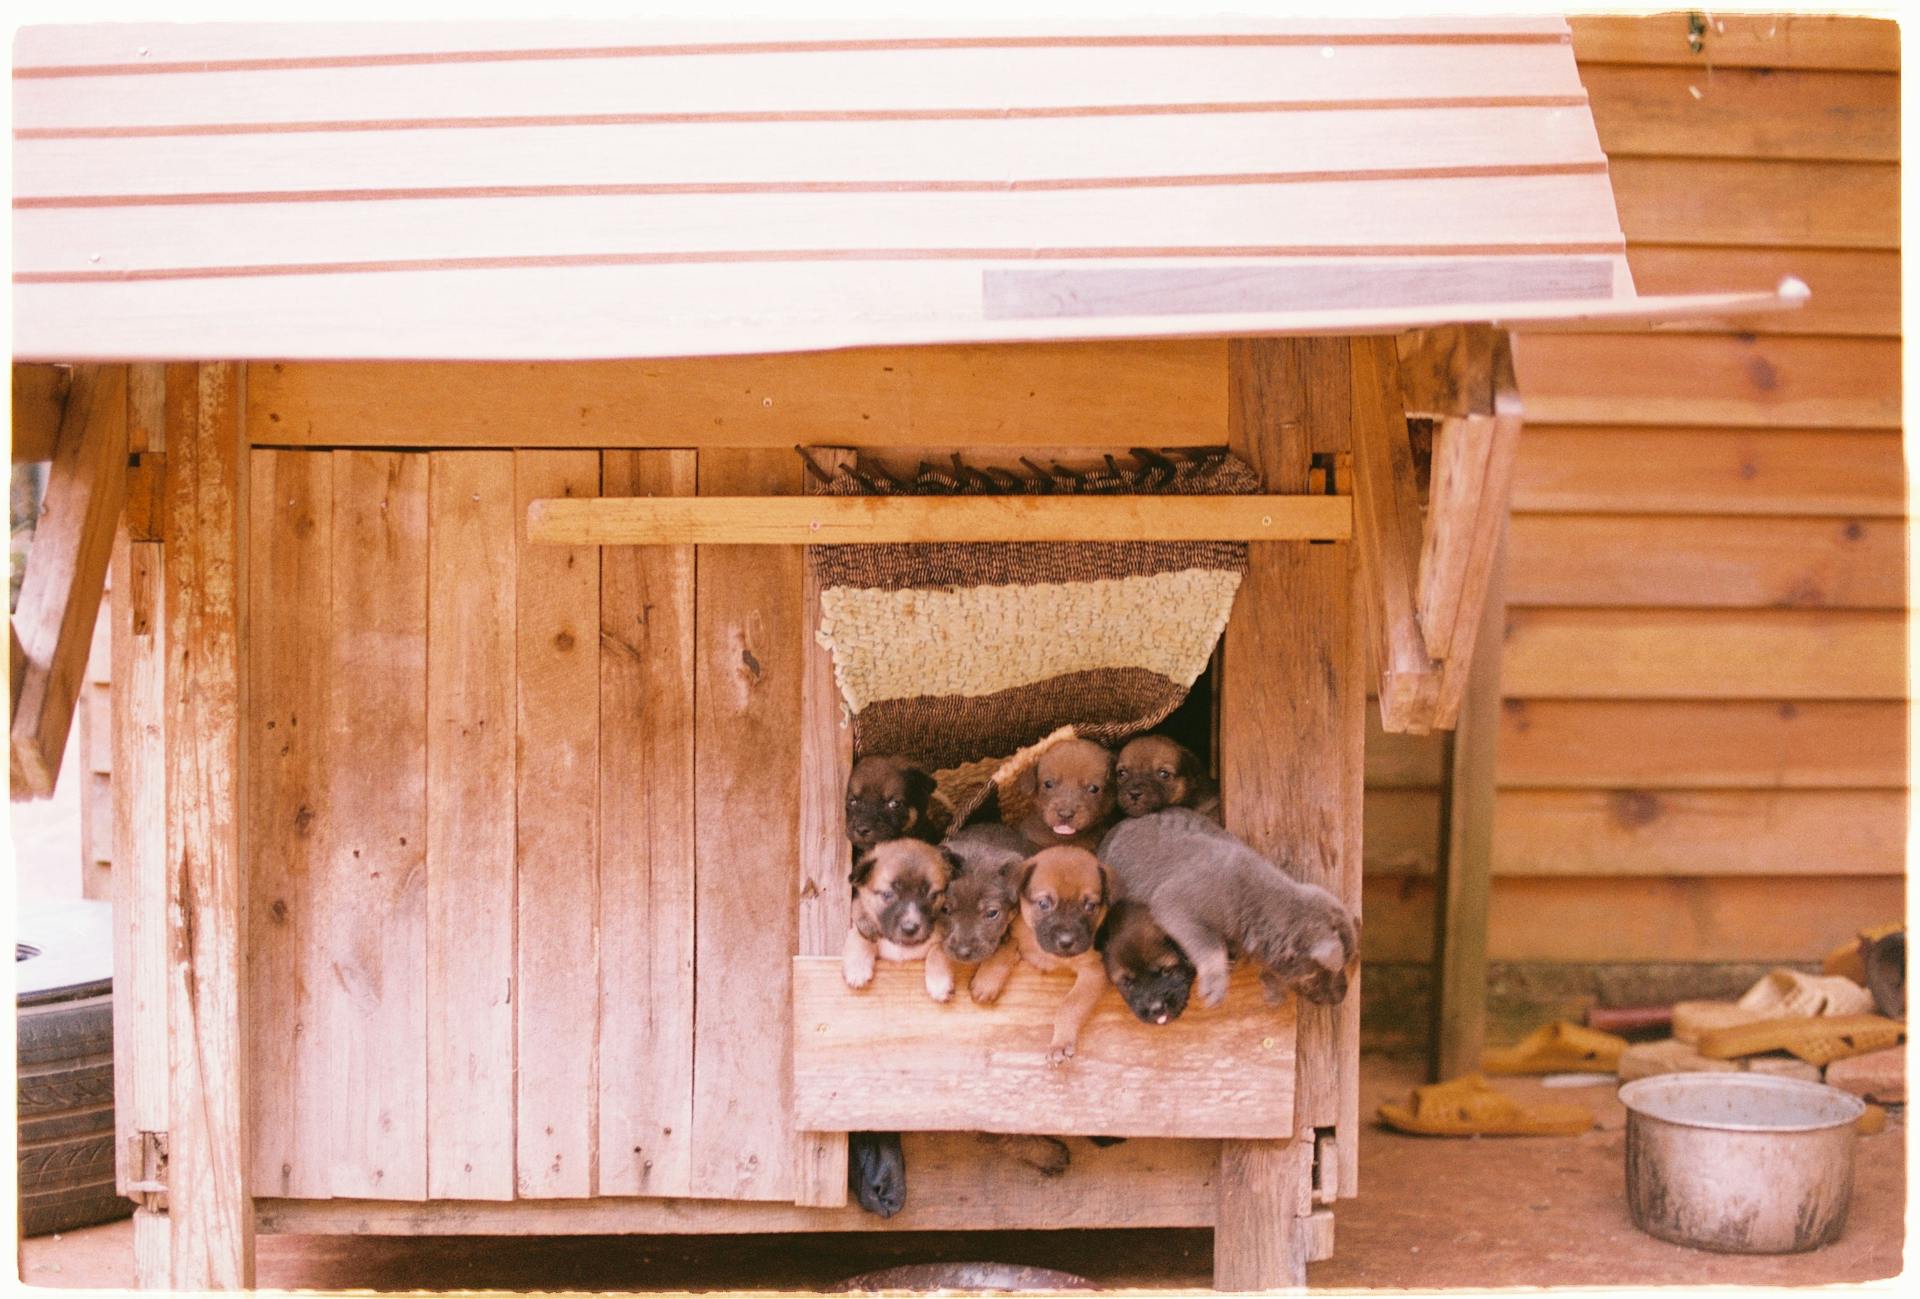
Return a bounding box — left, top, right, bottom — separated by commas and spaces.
1361, 14, 1904, 968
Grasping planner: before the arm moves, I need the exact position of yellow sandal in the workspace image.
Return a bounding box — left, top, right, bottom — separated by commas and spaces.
1480, 1021, 1629, 1075
1378, 1074, 1593, 1137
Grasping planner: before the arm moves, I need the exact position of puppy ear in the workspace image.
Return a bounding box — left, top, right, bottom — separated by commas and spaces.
1097, 860, 1116, 909
1016, 762, 1038, 796
1309, 933, 1347, 973
903, 765, 937, 810
1177, 742, 1204, 779
940, 845, 966, 878
1015, 857, 1038, 898
849, 848, 877, 888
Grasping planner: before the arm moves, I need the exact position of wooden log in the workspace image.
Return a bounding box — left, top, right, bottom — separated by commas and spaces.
794, 447, 855, 1208
513, 450, 601, 1198
245, 450, 333, 1200
163, 361, 254, 1288
247, 344, 1228, 450
110, 530, 167, 1199
11, 362, 69, 462
597, 449, 698, 1198
527, 493, 1350, 546
253, 1130, 1222, 1235
425, 451, 517, 1201
1347, 335, 1440, 733
791, 960, 1295, 1138
12, 363, 129, 798
690, 447, 804, 1202
1429, 528, 1507, 1083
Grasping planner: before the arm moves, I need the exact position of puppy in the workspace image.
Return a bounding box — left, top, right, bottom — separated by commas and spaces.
845, 755, 945, 850
844, 839, 961, 1002
939, 823, 1028, 965
1100, 808, 1356, 1012
1114, 735, 1220, 822
968, 846, 1113, 1065
1013, 739, 1117, 850
848, 1131, 906, 1218
1096, 898, 1196, 1026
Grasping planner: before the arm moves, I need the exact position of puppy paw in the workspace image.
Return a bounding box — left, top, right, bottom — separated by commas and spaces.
925, 969, 955, 1003
1046, 1039, 1078, 1067
1195, 966, 1229, 1009
1260, 969, 1292, 1007
969, 968, 1010, 1004
842, 948, 876, 990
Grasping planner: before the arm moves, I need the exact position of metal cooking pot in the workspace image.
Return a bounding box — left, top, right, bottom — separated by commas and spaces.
1619, 1072, 1866, 1254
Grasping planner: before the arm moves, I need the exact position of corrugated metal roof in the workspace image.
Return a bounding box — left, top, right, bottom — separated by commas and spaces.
12, 19, 1794, 360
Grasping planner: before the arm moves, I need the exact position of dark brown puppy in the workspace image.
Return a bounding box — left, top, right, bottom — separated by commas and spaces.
1114, 735, 1220, 822
969, 845, 1113, 1065
844, 839, 961, 1002
939, 823, 1028, 965
1013, 739, 1117, 850
845, 755, 946, 850
1096, 898, 1196, 1026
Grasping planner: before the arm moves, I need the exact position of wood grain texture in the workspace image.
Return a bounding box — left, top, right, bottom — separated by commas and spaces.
11, 364, 128, 798
513, 450, 602, 1199
425, 451, 517, 1201
245, 449, 332, 1200
1610, 247, 1899, 338
1608, 157, 1896, 249
1570, 14, 1898, 72
1362, 874, 1907, 965
1496, 700, 1908, 791
11, 362, 68, 462
1215, 1139, 1313, 1290
1583, 65, 1897, 162
1510, 427, 1905, 517
597, 449, 697, 1199
690, 447, 804, 1202
1512, 334, 1901, 430
794, 447, 855, 1208
162, 361, 254, 1288
254, 1130, 1221, 1234
1506, 514, 1906, 610
110, 531, 167, 1197
1365, 708, 1446, 788
1501, 608, 1906, 701
792, 960, 1295, 1138
323, 450, 429, 1200
248, 345, 1228, 449
528, 493, 1350, 545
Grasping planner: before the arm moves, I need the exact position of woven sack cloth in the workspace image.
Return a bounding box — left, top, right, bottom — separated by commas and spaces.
806, 448, 1257, 823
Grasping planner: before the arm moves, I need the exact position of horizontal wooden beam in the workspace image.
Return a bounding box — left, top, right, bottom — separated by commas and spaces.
528, 493, 1349, 546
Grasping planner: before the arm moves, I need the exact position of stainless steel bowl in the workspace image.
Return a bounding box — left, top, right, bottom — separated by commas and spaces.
1619, 1072, 1866, 1254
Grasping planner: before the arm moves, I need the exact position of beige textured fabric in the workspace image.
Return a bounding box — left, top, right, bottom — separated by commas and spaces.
818, 568, 1241, 710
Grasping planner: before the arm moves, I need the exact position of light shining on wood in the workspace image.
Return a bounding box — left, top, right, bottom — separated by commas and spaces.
527, 493, 1350, 545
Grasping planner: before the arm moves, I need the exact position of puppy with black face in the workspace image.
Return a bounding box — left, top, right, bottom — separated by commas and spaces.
938, 823, 1028, 966
1097, 898, 1196, 1026
1013, 739, 1117, 850
968, 845, 1114, 1065
1114, 735, 1221, 822
845, 755, 945, 850
844, 839, 961, 1002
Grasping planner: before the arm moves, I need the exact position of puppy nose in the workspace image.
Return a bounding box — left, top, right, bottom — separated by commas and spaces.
898, 918, 925, 938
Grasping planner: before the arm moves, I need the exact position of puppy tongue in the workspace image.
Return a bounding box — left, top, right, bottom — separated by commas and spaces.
1155, 1013, 1169, 1025
1052, 822, 1076, 836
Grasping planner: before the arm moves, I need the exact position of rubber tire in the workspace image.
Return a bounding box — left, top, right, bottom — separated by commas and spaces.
18, 976, 129, 1237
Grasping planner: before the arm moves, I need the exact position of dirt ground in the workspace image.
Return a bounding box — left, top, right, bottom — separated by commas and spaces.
18, 1053, 1905, 1291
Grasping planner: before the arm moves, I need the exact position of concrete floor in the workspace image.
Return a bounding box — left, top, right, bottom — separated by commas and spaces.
18, 1053, 1904, 1291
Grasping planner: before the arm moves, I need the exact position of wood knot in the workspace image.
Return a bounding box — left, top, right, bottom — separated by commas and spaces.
269, 898, 289, 925
740, 647, 763, 680
1609, 790, 1661, 829
554, 630, 576, 652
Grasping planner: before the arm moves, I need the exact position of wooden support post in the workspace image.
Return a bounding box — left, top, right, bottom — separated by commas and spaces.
1216, 338, 1362, 1291
11, 363, 129, 797
162, 362, 254, 1288
795, 448, 856, 1207
11, 362, 71, 462
1430, 525, 1510, 1083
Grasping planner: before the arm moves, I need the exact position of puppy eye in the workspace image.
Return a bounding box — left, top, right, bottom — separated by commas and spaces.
1157, 768, 1171, 779
1082, 898, 1097, 912
1086, 783, 1101, 794
984, 907, 1000, 920
1042, 778, 1056, 790
877, 888, 894, 901
886, 798, 902, 810
1036, 897, 1054, 912
1115, 767, 1129, 779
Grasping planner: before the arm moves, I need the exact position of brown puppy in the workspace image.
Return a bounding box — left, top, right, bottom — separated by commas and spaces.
1013, 739, 1117, 850
969, 846, 1113, 1065
1114, 735, 1221, 822
845, 755, 947, 850
844, 839, 961, 1002
1096, 898, 1196, 1026
939, 823, 1028, 965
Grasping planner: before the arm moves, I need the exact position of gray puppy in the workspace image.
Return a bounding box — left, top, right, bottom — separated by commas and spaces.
1099, 808, 1356, 1011
938, 823, 1031, 964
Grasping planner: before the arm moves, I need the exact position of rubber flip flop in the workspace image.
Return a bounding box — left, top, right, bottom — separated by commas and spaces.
1480, 1021, 1629, 1075
1672, 1000, 1769, 1044
1736, 967, 1875, 1019
1378, 1074, 1593, 1137
1696, 1013, 1906, 1067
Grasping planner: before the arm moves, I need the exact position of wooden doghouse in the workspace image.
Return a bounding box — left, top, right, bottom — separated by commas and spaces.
10, 17, 1799, 1290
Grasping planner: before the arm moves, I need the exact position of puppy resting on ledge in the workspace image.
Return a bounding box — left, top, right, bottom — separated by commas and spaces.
844, 839, 962, 1002
969, 845, 1113, 1065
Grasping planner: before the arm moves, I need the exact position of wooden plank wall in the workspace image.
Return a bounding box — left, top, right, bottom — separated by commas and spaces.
1362, 14, 1904, 973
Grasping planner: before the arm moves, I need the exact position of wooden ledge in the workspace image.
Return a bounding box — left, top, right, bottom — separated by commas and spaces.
527, 493, 1350, 546
791, 957, 1296, 1139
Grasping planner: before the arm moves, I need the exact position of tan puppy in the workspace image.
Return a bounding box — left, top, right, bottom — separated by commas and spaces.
1013, 739, 1117, 850
844, 839, 961, 1002
969, 846, 1113, 1065
1114, 735, 1221, 822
